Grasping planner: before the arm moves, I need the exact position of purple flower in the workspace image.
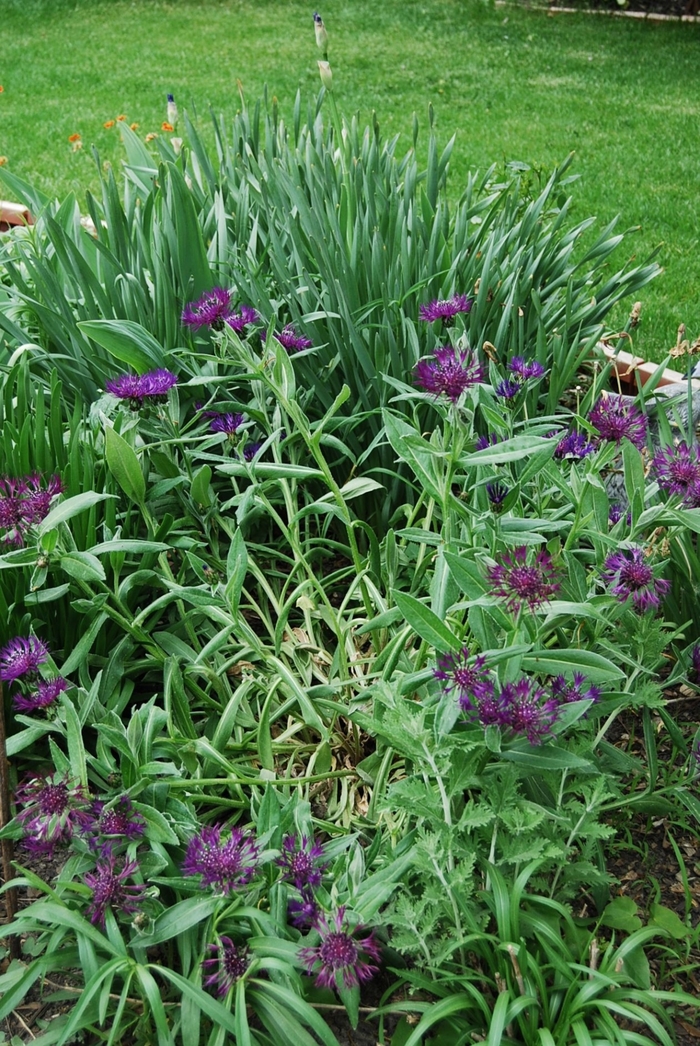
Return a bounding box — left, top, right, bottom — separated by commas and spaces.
278, 835, 327, 890
91, 795, 145, 840
495, 379, 520, 400
84, 849, 147, 927
182, 287, 233, 330
242, 441, 263, 461
608, 503, 630, 526
602, 547, 670, 613
509, 356, 545, 381
497, 678, 559, 744
414, 346, 483, 403
588, 396, 647, 450
15, 773, 92, 856
225, 305, 259, 334
652, 441, 700, 502
207, 412, 244, 437
202, 937, 250, 996
550, 673, 601, 704
13, 676, 69, 713
554, 431, 596, 460
289, 889, 321, 929
486, 482, 509, 509
475, 433, 501, 451
690, 644, 700, 682
0, 473, 63, 546
183, 824, 260, 894
434, 648, 494, 715
0, 636, 49, 682
486, 546, 560, 614
419, 294, 472, 324
264, 325, 313, 352
106, 369, 177, 409
299, 907, 381, 991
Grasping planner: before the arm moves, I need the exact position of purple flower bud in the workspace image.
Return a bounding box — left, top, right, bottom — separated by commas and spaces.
13, 676, 69, 713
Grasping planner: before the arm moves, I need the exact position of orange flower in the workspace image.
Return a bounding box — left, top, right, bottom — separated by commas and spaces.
103, 120, 115, 129
68, 133, 81, 142
0, 156, 7, 166
130, 122, 139, 130
116, 114, 127, 121
145, 132, 158, 142
161, 121, 174, 132
0, 86, 4, 93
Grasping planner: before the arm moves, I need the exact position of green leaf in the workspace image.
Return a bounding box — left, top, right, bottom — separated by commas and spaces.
648, 903, 689, 940
61, 612, 108, 675
393, 590, 460, 654
191, 464, 212, 506
63, 696, 88, 787
60, 551, 107, 583
502, 743, 593, 771
462, 433, 558, 466
37, 492, 113, 535
522, 648, 624, 682
105, 425, 146, 504
137, 896, 219, 947
601, 896, 642, 932
78, 319, 166, 370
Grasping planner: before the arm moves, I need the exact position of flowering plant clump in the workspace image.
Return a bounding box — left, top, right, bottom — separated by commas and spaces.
602, 547, 670, 612
419, 294, 472, 324
486, 545, 561, 614
299, 907, 381, 990
414, 345, 483, 402
588, 394, 647, 449
0, 473, 63, 546
106, 369, 177, 409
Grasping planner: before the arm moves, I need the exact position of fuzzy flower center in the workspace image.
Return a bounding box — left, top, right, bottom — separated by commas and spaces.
38, 782, 70, 816
319, 932, 359, 971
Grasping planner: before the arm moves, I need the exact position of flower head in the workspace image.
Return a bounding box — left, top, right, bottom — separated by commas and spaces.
554, 430, 596, 460
68, 133, 81, 143
0, 635, 49, 682
550, 673, 601, 704
242, 441, 263, 461
15, 773, 92, 855
265, 325, 313, 353
91, 795, 145, 840
434, 647, 494, 715
207, 412, 244, 437
183, 824, 259, 894
84, 849, 147, 927
203, 937, 250, 996
495, 378, 521, 400
652, 441, 700, 503
602, 547, 670, 613
278, 835, 327, 890
166, 93, 178, 126
486, 481, 509, 510
182, 287, 233, 330
313, 12, 329, 54
13, 676, 69, 713
509, 356, 545, 381
496, 678, 559, 744
487, 546, 560, 614
419, 294, 472, 325
299, 907, 381, 991
414, 346, 483, 403
608, 503, 630, 526
104, 120, 115, 129
225, 304, 259, 333
588, 395, 647, 450
0, 473, 62, 546
162, 121, 174, 132
289, 888, 321, 929
106, 369, 177, 409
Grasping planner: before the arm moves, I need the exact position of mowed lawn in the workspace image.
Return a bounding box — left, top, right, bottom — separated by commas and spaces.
1, 0, 699, 362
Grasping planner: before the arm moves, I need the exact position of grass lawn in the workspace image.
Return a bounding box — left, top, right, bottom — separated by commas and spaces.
1, 0, 699, 362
